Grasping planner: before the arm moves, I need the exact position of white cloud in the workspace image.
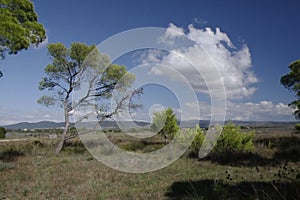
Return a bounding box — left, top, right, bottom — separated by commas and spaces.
164, 23, 185, 39
193, 17, 208, 25
183, 100, 294, 121
226, 101, 294, 121
144, 23, 258, 99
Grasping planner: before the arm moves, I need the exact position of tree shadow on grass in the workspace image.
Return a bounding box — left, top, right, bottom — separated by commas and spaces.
165, 179, 300, 200
201, 151, 273, 167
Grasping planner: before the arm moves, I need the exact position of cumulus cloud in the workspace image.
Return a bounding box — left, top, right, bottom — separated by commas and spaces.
183, 100, 294, 121
157, 23, 186, 46
144, 23, 258, 99
226, 101, 294, 121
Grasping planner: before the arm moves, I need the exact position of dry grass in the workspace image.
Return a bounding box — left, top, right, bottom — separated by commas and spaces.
0, 130, 299, 199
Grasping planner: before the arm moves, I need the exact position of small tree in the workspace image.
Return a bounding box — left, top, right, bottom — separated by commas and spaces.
38, 42, 141, 153
151, 108, 179, 141
280, 60, 300, 119
0, 127, 6, 138
0, 0, 46, 76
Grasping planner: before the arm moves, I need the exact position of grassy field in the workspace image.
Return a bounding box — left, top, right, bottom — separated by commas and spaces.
0, 128, 299, 199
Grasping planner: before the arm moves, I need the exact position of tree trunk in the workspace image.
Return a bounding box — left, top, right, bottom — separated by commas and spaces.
55, 101, 70, 154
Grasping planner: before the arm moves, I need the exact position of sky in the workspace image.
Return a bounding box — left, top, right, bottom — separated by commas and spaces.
1, 0, 300, 125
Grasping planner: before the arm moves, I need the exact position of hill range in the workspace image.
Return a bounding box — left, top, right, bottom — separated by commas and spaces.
2, 120, 296, 130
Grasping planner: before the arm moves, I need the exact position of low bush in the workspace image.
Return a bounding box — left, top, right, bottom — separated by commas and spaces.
178, 123, 255, 157
175, 124, 205, 156
0, 149, 25, 162
295, 123, 300, 131
215, 122, 255, 153
0, 127, 6, 138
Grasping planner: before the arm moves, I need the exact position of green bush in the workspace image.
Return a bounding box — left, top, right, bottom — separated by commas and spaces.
215, 122, 255, 153
175, 124, 205, 156
68, 127, 77, 134
295, 123, 300, 131
0, 127, 6, 138
177, 123, 255, 156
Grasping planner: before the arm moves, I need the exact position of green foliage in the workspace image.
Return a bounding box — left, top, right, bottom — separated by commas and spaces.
215, 122, 255, 153
175, 124, 205, 155
190, 125, 205, 153
151, 108, 179, 139
36, 95, 56, 107
178, 123, 255, 156
38, 42, 140, 153
0, 127, 6, 138
0, 148, 24, 162
280, 60, 300, 119
68, 127, 77, 134
295, 123, 300, 131
0, 0, 46, 58
38, 42, 135, 109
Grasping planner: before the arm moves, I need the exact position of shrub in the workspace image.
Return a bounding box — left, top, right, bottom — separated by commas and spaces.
0, 127, 6, 138
295, 123, 300, 131
68, 127, 77, 134
175, 124, 205, 156
215, 122, 255, 153
177, 123, 255, 157
191, 125, 205, 152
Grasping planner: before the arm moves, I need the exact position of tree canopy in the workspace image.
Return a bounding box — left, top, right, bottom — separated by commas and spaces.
0, 0, 46, 77
0, 0, 46, 58
151, 108, 179, 140
0, 127, 6, 138
280, 60, 300, 119
38, 42, 140, 153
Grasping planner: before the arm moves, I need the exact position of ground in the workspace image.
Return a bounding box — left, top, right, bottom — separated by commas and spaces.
0, 127, 299, 199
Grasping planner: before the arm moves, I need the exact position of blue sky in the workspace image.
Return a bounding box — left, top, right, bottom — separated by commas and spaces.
0, 0, 300, 125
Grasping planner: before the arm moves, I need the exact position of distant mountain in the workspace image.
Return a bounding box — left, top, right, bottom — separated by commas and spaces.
3, 120, 296, 130
228, 120, 296, 129
3, 120, 150, 130
3, 121, 66, 130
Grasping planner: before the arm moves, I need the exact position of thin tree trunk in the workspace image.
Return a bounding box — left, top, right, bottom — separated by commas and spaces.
55, 101, 70, 154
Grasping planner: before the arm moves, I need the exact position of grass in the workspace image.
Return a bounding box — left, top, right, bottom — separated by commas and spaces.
0, 130, 299, 199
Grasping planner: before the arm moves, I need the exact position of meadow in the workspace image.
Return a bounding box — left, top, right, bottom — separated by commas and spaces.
0, 127, 299, 200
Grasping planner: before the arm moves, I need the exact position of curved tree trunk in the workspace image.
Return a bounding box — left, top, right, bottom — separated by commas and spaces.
55, 101, 70, 154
